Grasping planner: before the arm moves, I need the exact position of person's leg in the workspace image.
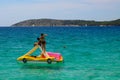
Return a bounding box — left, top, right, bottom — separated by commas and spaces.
41, 43, 44, 54
43, 43, 46, 53
43, 43, 49, 57
41, 43, 45, 54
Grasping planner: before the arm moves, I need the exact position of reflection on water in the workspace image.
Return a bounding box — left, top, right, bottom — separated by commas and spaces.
18, 61, 64, 70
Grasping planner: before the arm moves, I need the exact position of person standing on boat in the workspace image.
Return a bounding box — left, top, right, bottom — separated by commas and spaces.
39, 33, 47, 55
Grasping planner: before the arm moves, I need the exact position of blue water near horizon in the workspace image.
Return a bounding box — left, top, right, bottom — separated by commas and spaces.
0, 26, 120, 80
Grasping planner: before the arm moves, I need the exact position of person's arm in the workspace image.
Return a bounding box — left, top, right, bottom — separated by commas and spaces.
44, 34, 47, 36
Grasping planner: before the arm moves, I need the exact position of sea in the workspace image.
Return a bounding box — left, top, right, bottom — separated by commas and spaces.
0, 26, 120, 80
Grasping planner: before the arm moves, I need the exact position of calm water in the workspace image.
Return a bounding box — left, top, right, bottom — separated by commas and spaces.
0, 26, 120, 80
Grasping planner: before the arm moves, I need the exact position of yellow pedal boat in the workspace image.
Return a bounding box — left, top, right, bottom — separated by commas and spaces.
17, 45, 63, 64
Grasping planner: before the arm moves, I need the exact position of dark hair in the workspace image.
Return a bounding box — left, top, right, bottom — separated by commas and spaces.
37, 37, 40, 41
41, 33, 44, 36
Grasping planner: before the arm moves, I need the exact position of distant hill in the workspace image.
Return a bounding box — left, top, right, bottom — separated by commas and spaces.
12, 19, 120, 27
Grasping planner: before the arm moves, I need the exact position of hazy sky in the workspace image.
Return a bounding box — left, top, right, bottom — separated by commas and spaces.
0, 0, 120, 26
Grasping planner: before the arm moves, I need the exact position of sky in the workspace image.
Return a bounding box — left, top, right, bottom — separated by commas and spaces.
0, 0, 120, 26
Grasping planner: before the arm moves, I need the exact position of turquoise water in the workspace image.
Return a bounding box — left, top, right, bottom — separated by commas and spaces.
0, 26, 120, 80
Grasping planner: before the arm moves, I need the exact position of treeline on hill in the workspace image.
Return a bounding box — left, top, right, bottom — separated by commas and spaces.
12, 19, 120, 27
62, 19, 120, 26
